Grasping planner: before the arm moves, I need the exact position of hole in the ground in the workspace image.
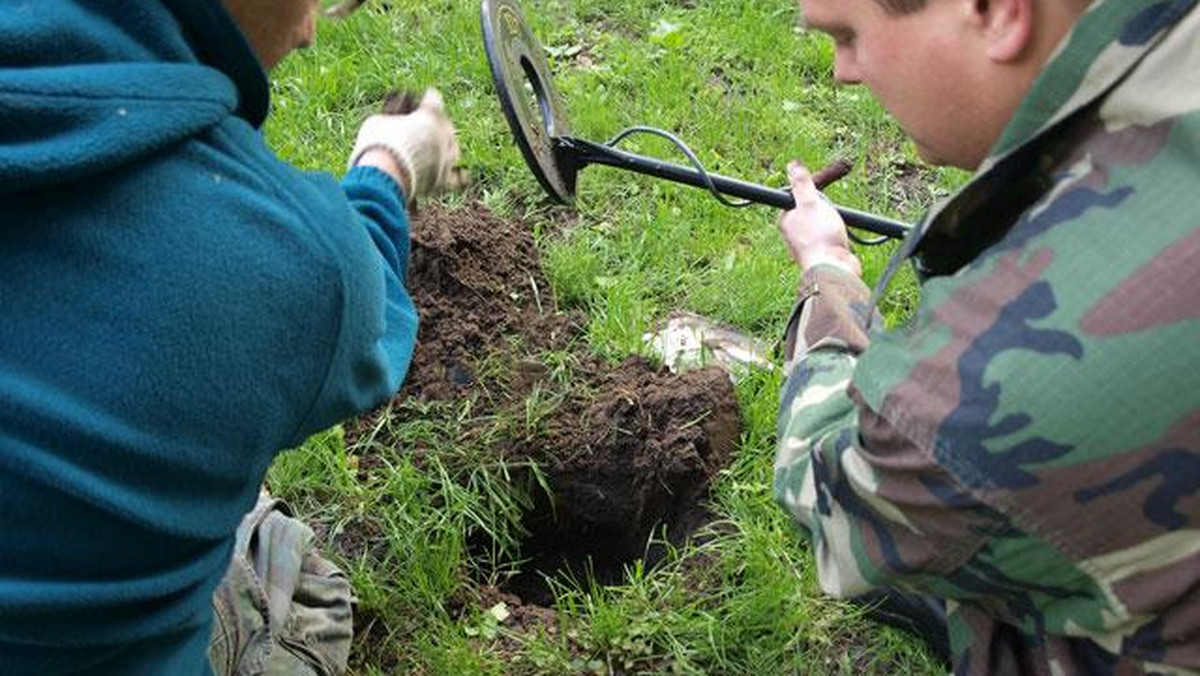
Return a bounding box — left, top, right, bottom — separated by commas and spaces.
497, 359, 741, 606
502, 493, 719, 607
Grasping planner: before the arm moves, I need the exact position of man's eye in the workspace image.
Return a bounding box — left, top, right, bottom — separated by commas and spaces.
831, 31, 855, 47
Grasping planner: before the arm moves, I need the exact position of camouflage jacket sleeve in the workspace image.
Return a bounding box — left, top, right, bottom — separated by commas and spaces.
775, 264, 995, 600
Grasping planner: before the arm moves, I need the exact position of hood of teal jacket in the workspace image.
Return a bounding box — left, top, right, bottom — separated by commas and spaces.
0, 0, 268, 195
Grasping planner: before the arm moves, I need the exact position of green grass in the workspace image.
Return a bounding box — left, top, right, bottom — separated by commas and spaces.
264, 0, 965, 673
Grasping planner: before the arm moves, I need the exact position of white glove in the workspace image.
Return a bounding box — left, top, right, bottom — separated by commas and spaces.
348, 88, 466, 201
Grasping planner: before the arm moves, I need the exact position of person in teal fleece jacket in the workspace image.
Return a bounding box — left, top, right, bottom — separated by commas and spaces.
0, 0, 462, 673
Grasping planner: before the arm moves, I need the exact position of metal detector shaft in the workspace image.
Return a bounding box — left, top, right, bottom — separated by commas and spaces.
557, 136, 911, 241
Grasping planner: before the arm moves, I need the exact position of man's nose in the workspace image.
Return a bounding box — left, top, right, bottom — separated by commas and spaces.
833, 64, 862, 84
832, 52, 863, 85
834, 68, 862, 85
297, 13, 317, 50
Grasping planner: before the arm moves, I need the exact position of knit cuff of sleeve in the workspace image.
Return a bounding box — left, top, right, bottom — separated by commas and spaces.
349, 143, 416, 206
344, 164, 409, 207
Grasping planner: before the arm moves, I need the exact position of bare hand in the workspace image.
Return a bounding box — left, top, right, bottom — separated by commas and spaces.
777, 161, 862, 277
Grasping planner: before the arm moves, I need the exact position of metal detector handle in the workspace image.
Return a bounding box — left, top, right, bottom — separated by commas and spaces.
557, 136, 911, 241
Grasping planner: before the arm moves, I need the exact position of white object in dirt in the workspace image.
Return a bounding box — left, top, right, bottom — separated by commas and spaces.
643, 311, 774, 382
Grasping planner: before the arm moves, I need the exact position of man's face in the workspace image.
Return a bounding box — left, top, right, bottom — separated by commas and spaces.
800, 0, 996, 169
223, 0, 320, 70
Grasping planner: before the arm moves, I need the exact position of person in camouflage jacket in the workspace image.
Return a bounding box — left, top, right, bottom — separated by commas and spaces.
774, 0, 1199, 672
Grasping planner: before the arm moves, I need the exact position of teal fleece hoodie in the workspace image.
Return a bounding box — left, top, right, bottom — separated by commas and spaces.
0, 1, 417, 673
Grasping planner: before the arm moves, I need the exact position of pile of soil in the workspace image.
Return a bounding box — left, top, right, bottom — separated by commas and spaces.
349, 202, 741, 607
397, 203, 579, 402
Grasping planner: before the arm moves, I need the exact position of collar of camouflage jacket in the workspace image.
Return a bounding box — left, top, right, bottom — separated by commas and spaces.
895, 0, 1198, 278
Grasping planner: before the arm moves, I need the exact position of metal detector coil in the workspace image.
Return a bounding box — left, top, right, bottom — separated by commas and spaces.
481, 0, 577, 202
480, 0, 911, 242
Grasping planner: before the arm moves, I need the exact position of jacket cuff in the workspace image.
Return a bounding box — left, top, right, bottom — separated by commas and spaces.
344, 165, 409, 207
782, 264, 873, 362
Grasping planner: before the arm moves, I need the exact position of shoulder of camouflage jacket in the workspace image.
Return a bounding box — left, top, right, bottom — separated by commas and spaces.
855, 0, 1200, 669
914, 0, 1200, 263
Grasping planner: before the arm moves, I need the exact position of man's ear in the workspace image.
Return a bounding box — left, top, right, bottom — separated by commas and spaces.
973, 0, 1034, 62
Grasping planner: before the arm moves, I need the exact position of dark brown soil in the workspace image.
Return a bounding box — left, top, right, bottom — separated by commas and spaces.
508, 357, 739, 604
396, 202, 579, 402
347, 202, 740, 610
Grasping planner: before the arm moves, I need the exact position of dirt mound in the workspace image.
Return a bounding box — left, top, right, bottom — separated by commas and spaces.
351, 202, 740, 606
402, 204, 579, 401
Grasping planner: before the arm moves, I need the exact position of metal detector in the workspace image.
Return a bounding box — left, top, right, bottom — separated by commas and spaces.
480, 0, 911, 243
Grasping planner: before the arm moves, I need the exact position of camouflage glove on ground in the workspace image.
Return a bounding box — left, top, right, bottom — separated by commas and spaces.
349, 88, 466, 202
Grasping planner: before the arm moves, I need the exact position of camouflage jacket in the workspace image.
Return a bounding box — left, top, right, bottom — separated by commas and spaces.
774, 1, 1200, 674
